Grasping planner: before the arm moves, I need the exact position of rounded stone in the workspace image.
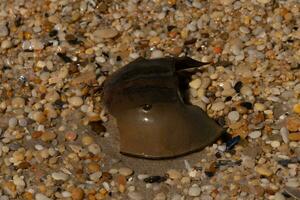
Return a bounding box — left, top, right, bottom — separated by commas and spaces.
119, 167, 134, 177
189, 79, 202, 89
11, 97, 25, 108
45, 91, 60, 103
211, 102, 225, 111
88, 143, 101, 155
128, 192, 143, 200
51, 172, 69, 181
188, 185, 201, 196
81, 135, 93, 146
248, 130, 261, 139
68, 96, 83, 107
35, 193, 52, 200
270, 141, 281, 148
71, 187, 84, 200
167, 169, 182, 180
228, 111, 240, 122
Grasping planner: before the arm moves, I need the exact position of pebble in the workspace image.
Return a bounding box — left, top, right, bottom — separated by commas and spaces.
188, 185, 201, 197
153, 192, 166, 200
40, 131, 56, 142
1, 39, 12, 49
11, 97, 25, 108
167, 169, 182, 180
273, 192, 286, 200
65, 131, 77, 141
119, 167, 134, 177
51, 172, 69, 181
93, 29, 118, 40
255, 166, 273, 177
45, 91, 60, 103
286, 116, 300, 132
189, 79, 202, 89
35, 193, 52, 200
228, 111, 240, 122
128, 192, 143, 200
257, 0, 271, 4
81, 135, 93, 146
8, 118, 17, 128
88, 143, 101, 155
288, 133, 300, 141
151, 50, 164, 58
271, 141, 281, 148
248, 130, 262, 139
211, 102, 225, 111
280, 127, 289, 144
71, 187, 84, 200
293, 104, 300, 114
254, 103, 266, 112
68, 96, 83, 107
0, 24, 9, 37
89, 171, 103, 181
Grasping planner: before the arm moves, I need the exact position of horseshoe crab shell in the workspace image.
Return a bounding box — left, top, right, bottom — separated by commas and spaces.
102, 57, 223, 159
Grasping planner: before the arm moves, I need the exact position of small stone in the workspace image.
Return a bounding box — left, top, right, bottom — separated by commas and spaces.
288, 133, 300, 141
188, 185, 201, 197
31, 111, 46, 123
153, 192, 166, 200
71, 187, 84, 200
228, 111, 240, 122
167, 169, 182, 180
40, 131, 56, 142
271, 141, 281, 148
45, 91, 60, 103
257, 0, 271, 4
286, 179, 299, 188
255, 166, 273, 177
30, 39, 44, 50
151, 50, 164, 59
13, 151, 25, 162
211, 102, 225, 111
273, 192, 286, 200
189, 79, 202, 89
62, 191, 71, 198
119, 167, 133, 177
93, 29, 118, 41
88, 143, 101, 155
65, 131, 77, 141
11, 97, 25, 108
89, 171, 103, 181
254, 103, 266, 111
35, 193, 51, 200
8, 118, 17, 128
18, 118, 27, 127
1, 39, 12, 49
87, 162, 100, 173
2, 181, 17, 198
249, 130, 261, 139
293, 104, 300, 114
286, 116, 300, 132
280, 127, 289, 144
51, 172, 69, 181
128, 192, 143, 200
68, 96, 83, 107
0, 24, 9, 37
81, 135, 93, 146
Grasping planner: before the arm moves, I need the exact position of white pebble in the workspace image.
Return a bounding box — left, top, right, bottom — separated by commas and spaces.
270, 141, 281, 148
89, 171, 103, 181
1, 39, 12, 49
280, 127, 289, 144
249, 130, 262, 139
35, 193, 52, 200
61, 191, 71, 198
128, 191, 143, 200
151, 50, 163, 58
88, 143, 101, 155
228, 111, 240, 122
188, 185, 201, 196
51, 172, 69, 181
119, 167, 133, 177
68, 96, 83, 107
257, 0, 271, 4
211, 102, 225, 111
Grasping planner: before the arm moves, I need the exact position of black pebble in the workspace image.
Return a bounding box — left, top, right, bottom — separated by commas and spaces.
143, 176, 167, 183
234, 81, 243, 93
226, 135, 240, 151
240, 102, 253, 109
49, 29, 58, 37
225, 96, 232, 101
204, 171, 215, 177
57, 53, 72, 63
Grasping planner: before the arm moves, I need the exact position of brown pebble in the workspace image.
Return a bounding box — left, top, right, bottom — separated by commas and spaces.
87, 162, 100, 174
99, 172, 113, 182
23, 192, 33, 200
40, 131, 57, 142
2, 181, 17, 198
65, 131, 77, 141
31, 131, 43, 138
288, 133, 300, 141
286, 116, 300, 132
71, 187, 85, 200
251, 112, 265, 124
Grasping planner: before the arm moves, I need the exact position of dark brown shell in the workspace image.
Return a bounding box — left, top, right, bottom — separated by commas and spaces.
102, 57, 223, 159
